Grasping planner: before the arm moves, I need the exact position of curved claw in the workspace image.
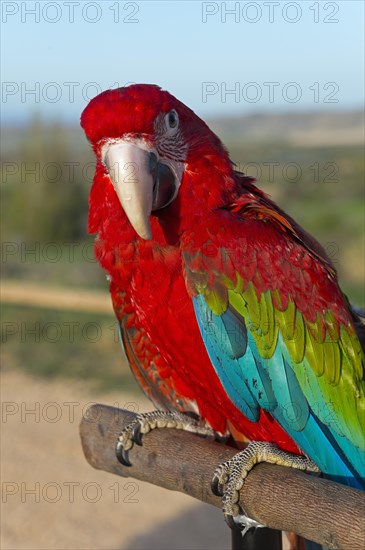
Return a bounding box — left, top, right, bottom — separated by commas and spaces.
115, 441, 132, 467
211, 474, 224, 497
225, 514, 243, 531
132, 423, 143, 446
225, 513, 260, 536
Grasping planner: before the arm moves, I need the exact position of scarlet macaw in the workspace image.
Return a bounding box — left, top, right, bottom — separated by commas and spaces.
81, 84, 365, 529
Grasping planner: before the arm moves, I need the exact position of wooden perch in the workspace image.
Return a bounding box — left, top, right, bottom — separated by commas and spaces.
79, 405, 365, 550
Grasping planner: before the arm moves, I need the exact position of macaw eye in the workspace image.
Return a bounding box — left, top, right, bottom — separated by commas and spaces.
165, 109, 179, 131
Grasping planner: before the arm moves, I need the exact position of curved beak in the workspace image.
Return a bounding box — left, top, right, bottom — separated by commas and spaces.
103, 140, 184, 240
103, 142, 153, 240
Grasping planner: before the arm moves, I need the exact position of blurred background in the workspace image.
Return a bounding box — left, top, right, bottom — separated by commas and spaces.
1, 1, 364, 549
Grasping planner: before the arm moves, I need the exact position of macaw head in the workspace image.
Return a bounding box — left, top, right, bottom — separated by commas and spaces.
81, 84, 235, 241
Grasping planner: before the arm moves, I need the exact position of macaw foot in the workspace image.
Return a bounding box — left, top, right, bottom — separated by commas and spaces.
116, 410, 217, 466
211, 441, 320, 534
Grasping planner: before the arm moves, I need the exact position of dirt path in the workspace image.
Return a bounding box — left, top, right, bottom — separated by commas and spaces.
1, 280, 113, 314
1, 369, 231, 550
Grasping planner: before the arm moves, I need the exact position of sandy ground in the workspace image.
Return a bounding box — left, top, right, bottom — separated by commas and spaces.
1, 281, 112, 314
1, 369, 232, 550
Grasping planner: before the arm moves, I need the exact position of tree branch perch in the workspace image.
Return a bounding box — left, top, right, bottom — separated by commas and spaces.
79, 405, 365, 550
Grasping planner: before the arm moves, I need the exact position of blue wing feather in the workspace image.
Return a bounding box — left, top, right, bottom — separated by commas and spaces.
194, 295, 259, 421
193, 294, 365, 489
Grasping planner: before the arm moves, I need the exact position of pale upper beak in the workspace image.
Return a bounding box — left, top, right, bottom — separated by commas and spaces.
102, 140, 183, 240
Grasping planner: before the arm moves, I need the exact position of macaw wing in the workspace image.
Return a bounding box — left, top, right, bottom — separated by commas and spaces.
183, 204, 365, 488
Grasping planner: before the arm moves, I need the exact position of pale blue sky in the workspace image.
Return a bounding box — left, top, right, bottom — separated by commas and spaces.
1, 0, 364, 123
